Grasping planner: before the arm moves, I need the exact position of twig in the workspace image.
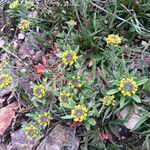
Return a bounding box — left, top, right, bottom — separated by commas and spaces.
1, 46, 21, 62
99, 102, 105, 114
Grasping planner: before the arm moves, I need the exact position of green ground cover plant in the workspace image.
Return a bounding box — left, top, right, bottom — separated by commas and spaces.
0, 0, 150, 149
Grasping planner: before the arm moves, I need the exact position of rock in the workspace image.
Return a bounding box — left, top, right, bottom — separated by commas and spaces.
37, 124, 79, 150
117, 105, 142, 130
0, 102, 18, 136
18, 33, 25, 40
8, 129, 36, 150
19, 43, 32, 60
0, 144, 7, 150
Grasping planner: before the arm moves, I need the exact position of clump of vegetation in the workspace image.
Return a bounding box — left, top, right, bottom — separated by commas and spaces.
0, 0, 149, 149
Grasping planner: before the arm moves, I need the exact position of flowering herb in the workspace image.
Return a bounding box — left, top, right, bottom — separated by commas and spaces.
59, 91, 72, 105
119, 78, 138, 96
66, 20, 77, 27
25, 124, 38, 141
0, 74, 11, 89
71, 105, 88, 122
101, 95, 116, 106
105, 34, 122, 45
0, 60, 8, 72
61, 50, 78, 66
37, 112, 51, 128
18, 19, 30, 30
68, 76, 82, 89
9, 1, 19, 9
33, 84, 46, 99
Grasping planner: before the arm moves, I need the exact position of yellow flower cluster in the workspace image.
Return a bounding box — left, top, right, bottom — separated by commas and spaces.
66, 20, 77, 27
0, 60, 8, 72
61, 50, 78, 66
25, 125, 38, 140
105, 34, 122, 45
33, 84, 46, 99
68, 76, 82, 89
101, 95, 116, 106
0, 74, 11, 89
9, 1, 19, 9
0, 67, 2, 72
71, 105, 88, 122
26, 0, 35, 8
18, 19, 30, 30
38, 112, 51, 128
59, 91, 71, 105
119, 78, 138, 96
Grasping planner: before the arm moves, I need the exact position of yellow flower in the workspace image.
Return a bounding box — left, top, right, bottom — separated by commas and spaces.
0, 67, 2, 72
25, 124, 38, 141
0, 60, 8, 72
71, 105, 88, 122
59, 91, 71, 105
101, 95, 116, 106
18, 19, 30, 30
37, 112, 51, 128
66, 20, 77, 27
33, 84, 46, 99
61, 50, 78, 66
9, 1, 19, 9
0, 74, 11, 89
68, 76, 82, 89
119, 78, 138, 96
105, 34, 122, 45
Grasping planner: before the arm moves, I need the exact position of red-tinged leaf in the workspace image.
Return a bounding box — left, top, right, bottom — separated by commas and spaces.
88, 60, 93, 67
99, 132, 113, 142
42, 56, 47, 66
35, 73, 42, 78
35, 64, 46, 74
106, 132, 113, 142
99, 132, 107, 141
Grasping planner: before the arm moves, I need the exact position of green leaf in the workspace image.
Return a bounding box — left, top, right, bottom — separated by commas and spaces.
75, 63, 80, 69
85, 121, 91, 130
87, 118, 96, 126
107, 89, 119, 95
101, 59, 107, 82
136, 77, 148, 86
146, 135, 150, 150
132, 95, 141, 103
112, 80, 120, 85
88, 110, 95, 116
113, 71, 120, 80
53, 90, 60, 96
92, 58, 97, 81
26, 113, 36, 118
61, 115, 73, 119
79, 95, 84, 104
102, 107, 111, 122
130, 69, 137, 76
119, 96, 126, 109
93, 12, 97, 31
63, 101, 76, 109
